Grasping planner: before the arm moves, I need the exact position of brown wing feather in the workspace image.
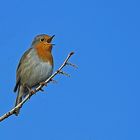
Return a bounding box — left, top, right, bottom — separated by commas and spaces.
13, 48, 33, 92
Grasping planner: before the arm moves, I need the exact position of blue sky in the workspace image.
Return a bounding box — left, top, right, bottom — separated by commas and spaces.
0, 0, 140, 139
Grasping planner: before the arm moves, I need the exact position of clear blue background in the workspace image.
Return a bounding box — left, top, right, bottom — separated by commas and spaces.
0, 0, 140, 139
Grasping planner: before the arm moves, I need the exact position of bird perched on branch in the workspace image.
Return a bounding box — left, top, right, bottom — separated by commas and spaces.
14, 34, 55, 116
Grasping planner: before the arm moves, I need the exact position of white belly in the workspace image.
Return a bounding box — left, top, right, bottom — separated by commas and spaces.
27, 62, 53, 87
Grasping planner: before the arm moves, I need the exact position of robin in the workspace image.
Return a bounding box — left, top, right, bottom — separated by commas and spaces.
14, 34, 55, 116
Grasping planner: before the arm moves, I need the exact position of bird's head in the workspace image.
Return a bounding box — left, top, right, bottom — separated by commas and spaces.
32, 34, 55, 51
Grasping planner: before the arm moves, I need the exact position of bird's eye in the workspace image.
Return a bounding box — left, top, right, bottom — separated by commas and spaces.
40, 38, 45, 42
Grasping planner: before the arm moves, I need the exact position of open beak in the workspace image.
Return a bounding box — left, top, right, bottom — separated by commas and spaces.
47, 35, 55, 43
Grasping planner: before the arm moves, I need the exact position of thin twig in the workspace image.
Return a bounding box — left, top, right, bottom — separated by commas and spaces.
0, 51, 75, 122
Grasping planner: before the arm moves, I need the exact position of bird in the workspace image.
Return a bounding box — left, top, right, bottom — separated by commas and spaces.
13, 34, 55, 116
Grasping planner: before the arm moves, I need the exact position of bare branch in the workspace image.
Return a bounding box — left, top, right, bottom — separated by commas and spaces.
66, 62, 78, 68
0, 51, 75, 122
59, 71, 70, 77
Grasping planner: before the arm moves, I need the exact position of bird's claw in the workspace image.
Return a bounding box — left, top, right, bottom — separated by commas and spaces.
26, 86, 35, 96
40, 82, 47, 87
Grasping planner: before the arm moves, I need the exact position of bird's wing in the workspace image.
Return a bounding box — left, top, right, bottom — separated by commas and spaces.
14, 48, 33, 92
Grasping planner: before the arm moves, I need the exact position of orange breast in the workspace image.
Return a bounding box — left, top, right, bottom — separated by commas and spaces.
35, 42, 53, 65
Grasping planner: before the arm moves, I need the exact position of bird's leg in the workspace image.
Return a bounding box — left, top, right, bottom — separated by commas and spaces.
25, 85, 35, 96
38, 82, 47, 92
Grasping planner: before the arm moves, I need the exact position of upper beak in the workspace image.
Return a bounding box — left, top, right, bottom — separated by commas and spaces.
47, 35, 55, 43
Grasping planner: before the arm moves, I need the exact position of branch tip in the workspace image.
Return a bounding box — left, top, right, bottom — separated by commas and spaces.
70, 51, 74, 55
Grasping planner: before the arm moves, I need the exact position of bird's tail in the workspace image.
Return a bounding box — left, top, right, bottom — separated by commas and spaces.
14, 85, 24, 116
